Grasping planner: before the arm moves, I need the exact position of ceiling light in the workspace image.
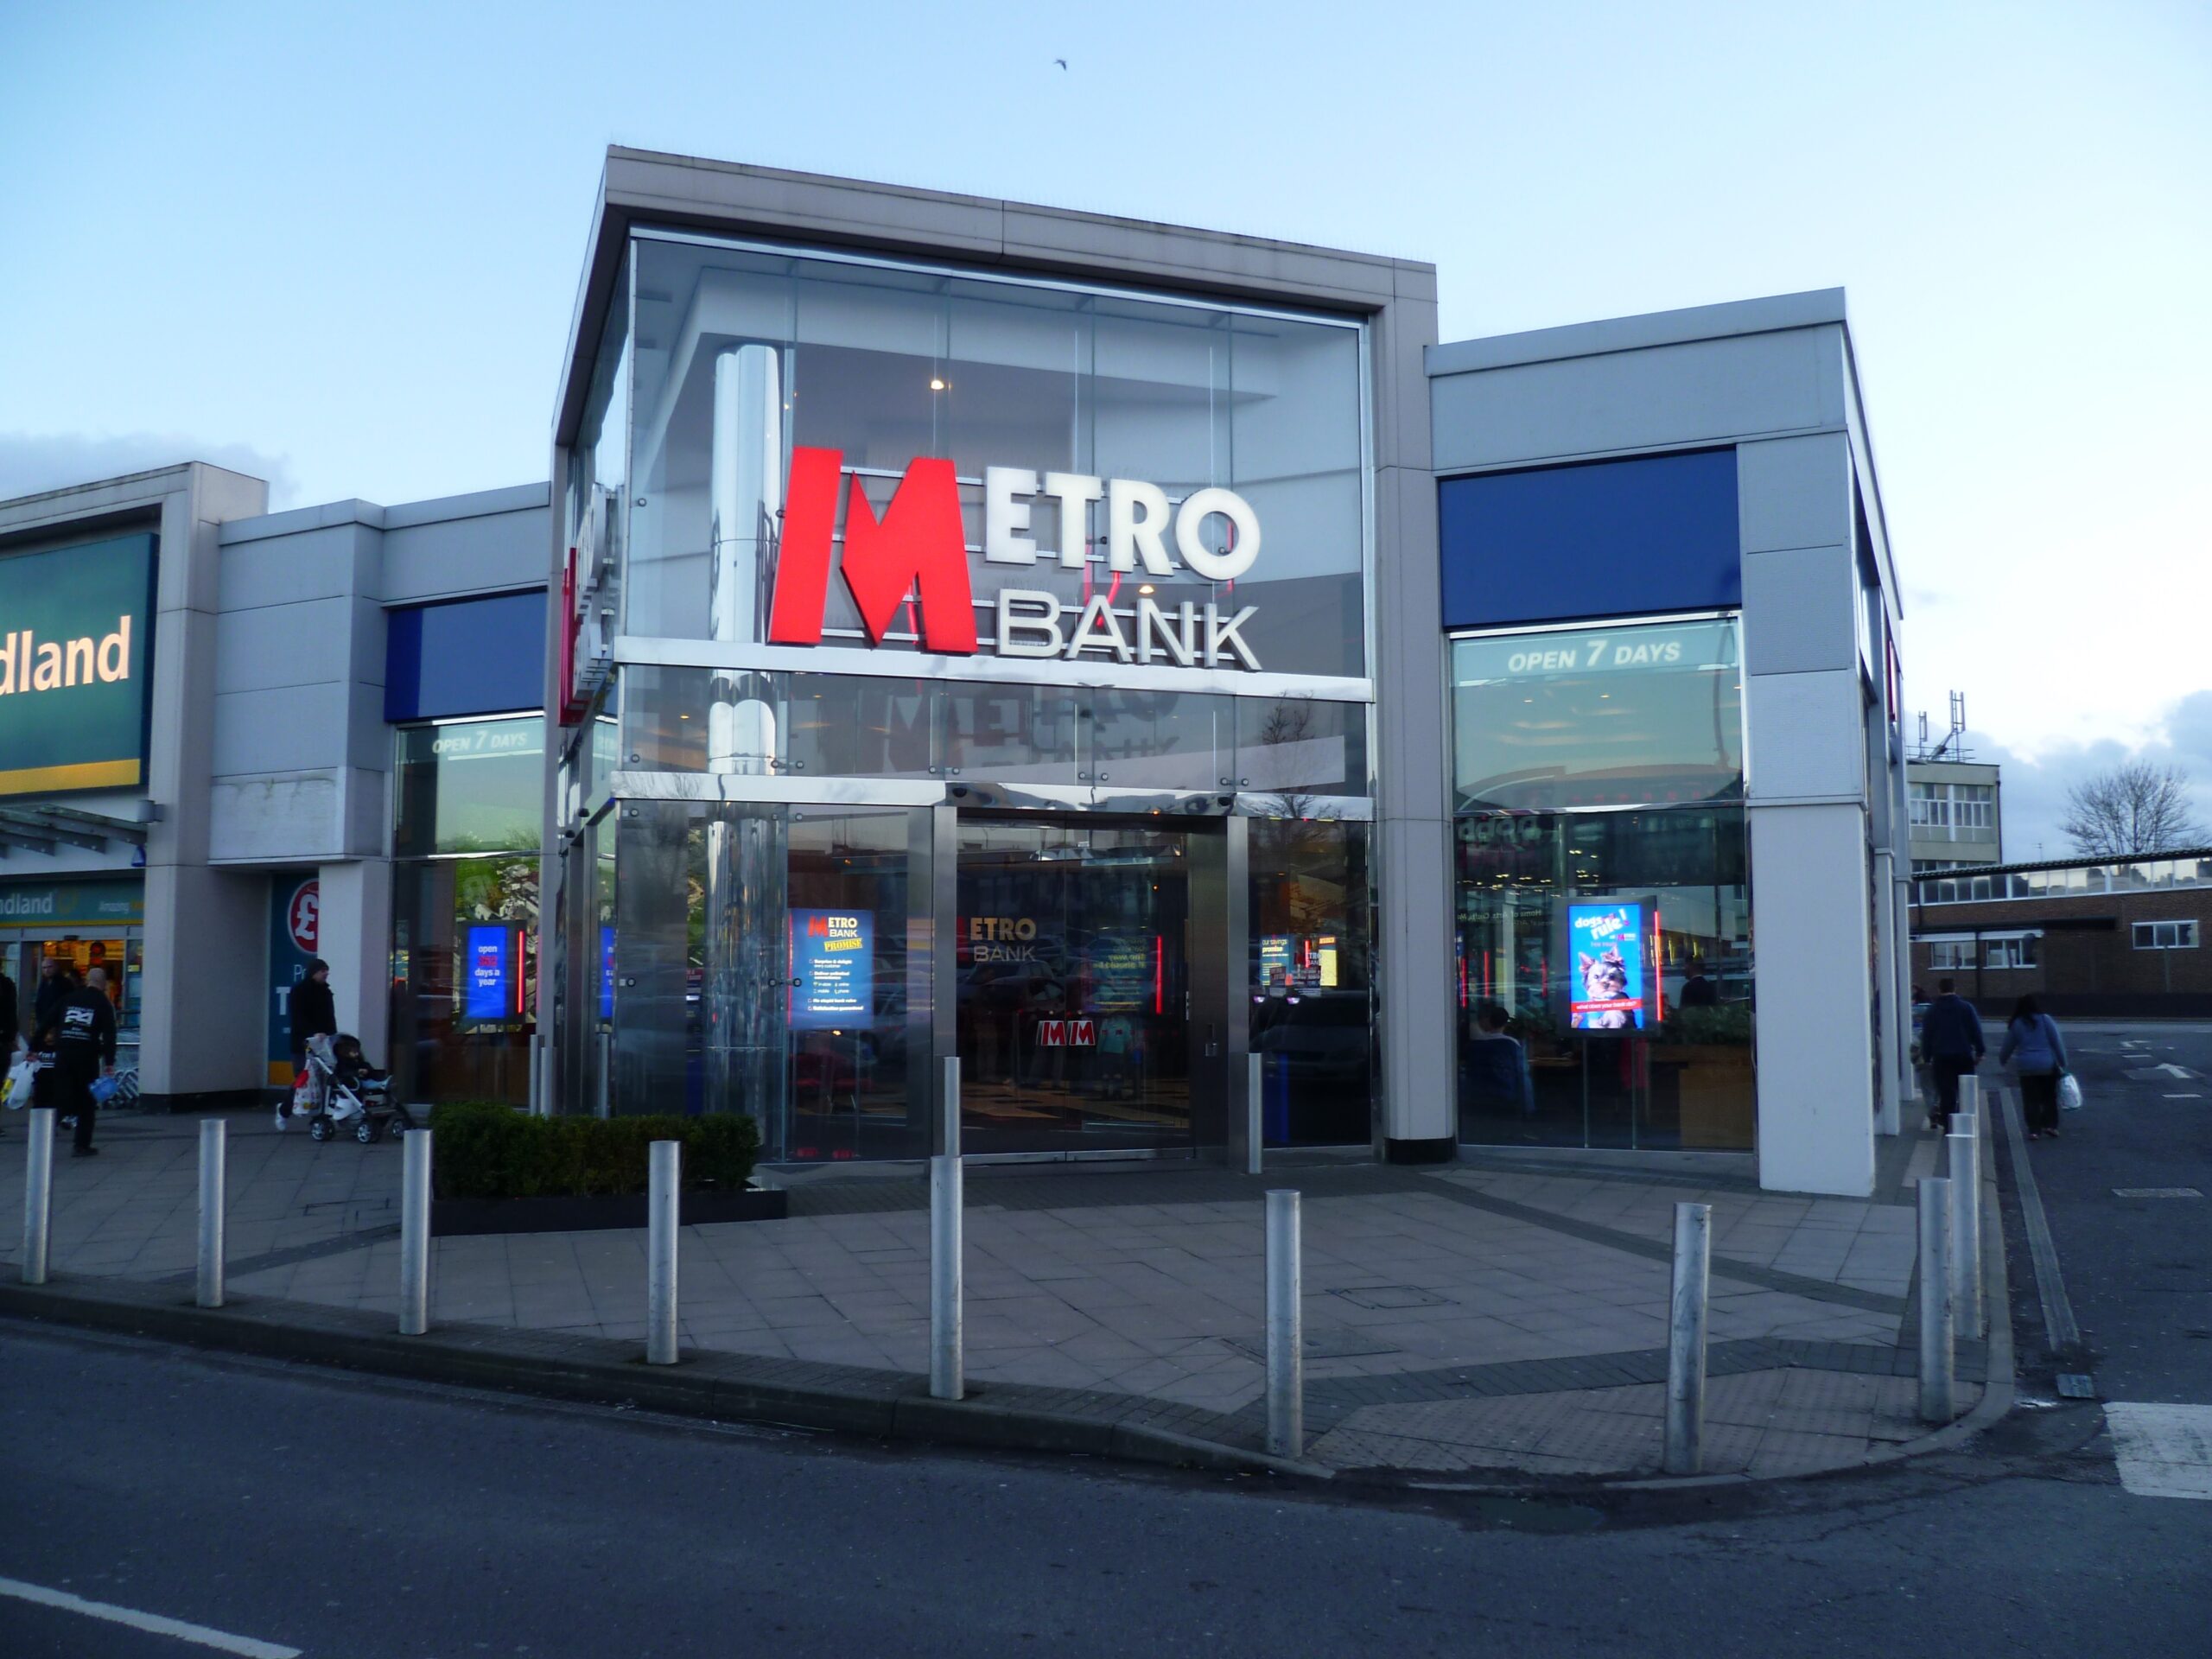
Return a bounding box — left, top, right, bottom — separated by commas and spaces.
1138, 583, 1155, 596
929, 377, 949, 391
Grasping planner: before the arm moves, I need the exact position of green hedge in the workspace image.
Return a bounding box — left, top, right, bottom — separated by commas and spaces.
426, 1103, 760, 1200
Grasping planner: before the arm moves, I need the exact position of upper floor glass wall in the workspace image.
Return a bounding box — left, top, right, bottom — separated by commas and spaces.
617, 232, 1370, 681
1917, 854, 2212, 905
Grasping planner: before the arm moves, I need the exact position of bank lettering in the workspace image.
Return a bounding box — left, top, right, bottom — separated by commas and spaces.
0, 617, 133, 696
768, 448, 1264, 669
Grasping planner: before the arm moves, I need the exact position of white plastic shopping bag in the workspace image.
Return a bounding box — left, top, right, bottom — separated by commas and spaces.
2058, 1073, 2083, 1113
2, 1057, 31, 1109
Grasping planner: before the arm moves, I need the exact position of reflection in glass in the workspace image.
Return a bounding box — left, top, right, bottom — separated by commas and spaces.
620, 233, 1367, 677
393, 716, 544, 857
1453, 808, 1753, 1151
390, 856, 540, 1109
1249, 819, 1373, 1145
955, 818, 1191, 1154
1452, 618, 1742, 813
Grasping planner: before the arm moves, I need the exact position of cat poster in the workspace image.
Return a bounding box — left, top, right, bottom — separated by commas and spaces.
1568, 901, 1648, 1030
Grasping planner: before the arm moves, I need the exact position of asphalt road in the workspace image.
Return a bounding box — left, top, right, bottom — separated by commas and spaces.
3, 1315, 2207, 1658
1990, 1021, 2212, 1402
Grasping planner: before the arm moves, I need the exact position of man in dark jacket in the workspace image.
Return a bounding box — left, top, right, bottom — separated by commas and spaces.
1919, 976, 1985, 1133
40, 965, 117, 1156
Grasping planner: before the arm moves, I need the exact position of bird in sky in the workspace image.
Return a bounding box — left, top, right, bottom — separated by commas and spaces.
1054, 58, 1068, 70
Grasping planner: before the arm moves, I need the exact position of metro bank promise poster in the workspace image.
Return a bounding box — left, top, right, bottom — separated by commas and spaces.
1568, 901, 1648, 1030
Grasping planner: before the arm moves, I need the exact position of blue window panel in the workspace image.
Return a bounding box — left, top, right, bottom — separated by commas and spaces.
1438, 448, 1740, 630
384, 590, 547, 722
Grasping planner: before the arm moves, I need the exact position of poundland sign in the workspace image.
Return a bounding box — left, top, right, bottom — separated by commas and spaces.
0, 533, 156, 796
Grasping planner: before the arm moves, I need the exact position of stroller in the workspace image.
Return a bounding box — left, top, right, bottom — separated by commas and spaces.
293, 1033, 415, 1144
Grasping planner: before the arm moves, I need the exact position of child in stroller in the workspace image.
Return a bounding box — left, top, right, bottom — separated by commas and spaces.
285, 1033, 416, 1144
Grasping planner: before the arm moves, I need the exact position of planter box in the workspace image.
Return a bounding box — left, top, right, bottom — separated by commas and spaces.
431, 1185, 786, 1236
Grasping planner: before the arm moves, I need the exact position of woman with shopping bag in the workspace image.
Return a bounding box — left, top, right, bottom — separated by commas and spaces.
1999, 993, 2071, 1141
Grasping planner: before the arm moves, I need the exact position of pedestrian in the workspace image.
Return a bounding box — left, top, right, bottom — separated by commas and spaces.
1999, 993, 2070, 1141
283, 958, 339, 1131
38, 964, 117, 1157
1679, 958, 1721, 1008
0, 958, 16, 1053
1461, 1001, 1535, 1132
1918, 976, 1985, 1133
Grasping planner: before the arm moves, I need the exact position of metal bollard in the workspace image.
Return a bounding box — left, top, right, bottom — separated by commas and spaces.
196, 1119, 226, 1309
1265, 1189, 1303, 1459
647, 1139, 680, 1365
398, 1128, 432, 1336
1947, 1122, 1983, 1339
22, 1108, 54, 1286
931, 1058, 963, 1401
1918, 1176, 1955, 1423
1664, 1201, 1712, 1475
1247, 1052, 1263, 1177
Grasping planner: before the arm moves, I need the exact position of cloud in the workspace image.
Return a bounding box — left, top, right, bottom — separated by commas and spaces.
0, 431, 297, 511
1976, 690, 2212, 861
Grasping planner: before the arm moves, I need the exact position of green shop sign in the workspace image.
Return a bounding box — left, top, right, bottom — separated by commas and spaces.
0, 878, 145, 931
0, 532, 156, 796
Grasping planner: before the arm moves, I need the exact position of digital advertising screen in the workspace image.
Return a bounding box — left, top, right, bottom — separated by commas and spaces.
791, 910, 873, 1031
598, 925, 615, 1022
465, 925, 511, 1021
1567, 900, 1648, 1031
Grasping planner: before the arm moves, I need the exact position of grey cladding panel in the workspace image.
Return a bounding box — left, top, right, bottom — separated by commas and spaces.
217, 523, 372, 613
1431, 327, 1843, 472
382, 506, 550, 602
1738, 432, 1851, 553
1741, 544, 1855, 676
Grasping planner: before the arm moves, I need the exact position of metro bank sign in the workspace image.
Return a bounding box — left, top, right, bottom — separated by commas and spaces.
766, 448, 1265, 671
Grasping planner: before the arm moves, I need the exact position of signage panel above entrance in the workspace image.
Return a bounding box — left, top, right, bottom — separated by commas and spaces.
0, 533, 156, 796
766, 449, 1267, 671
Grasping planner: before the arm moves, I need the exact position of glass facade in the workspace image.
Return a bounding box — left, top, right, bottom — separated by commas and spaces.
1450, 618, 1754, 1151
1918, 855, 2212, 906
389, 715, 543, 1107
557, 227, 1378, 1160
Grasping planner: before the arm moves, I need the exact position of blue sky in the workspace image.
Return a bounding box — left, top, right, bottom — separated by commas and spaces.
3, 1, 2207, 853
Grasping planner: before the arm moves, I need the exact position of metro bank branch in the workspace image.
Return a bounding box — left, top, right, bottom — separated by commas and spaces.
0, 149, 1910, 1198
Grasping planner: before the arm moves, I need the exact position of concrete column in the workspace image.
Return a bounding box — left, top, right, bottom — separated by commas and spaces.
315, 859, 392, 1060
1871, 847, 1904, 1136
139, 862, 268, 1100
1748, 803, 1877, 1195
1371, 463, 1453, 1160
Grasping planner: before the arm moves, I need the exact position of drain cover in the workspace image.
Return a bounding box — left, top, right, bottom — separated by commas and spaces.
2056, 1373, 2098, 1400
1331, 1285, 1453, 1311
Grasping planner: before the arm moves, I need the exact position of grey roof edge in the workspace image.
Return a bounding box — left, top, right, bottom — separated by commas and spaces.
1426, 288, 1849, 377
382, 480, 550, 530
557, 146, 1434, 444
1912, 847, 2212, 882
0, 460, 265, 519
602, 147, 1427, 277
220, 482, 550, 546
219, 499, 387, 544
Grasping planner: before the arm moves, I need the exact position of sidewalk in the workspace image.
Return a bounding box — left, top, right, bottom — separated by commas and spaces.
0, 1109, 2003, 1484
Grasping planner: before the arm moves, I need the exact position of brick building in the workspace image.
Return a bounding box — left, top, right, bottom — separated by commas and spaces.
1910, 849, 2212, 1017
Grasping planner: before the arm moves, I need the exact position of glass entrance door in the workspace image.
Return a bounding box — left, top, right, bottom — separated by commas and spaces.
956, 817, 1192, 1155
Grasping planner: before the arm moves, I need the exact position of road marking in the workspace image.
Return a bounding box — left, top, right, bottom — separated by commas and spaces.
1999, 1085, 2082, 1353
2112, 1187, 2203, 1199
0, 1575, 301, 1657
2106, 1403, 2212, 1500
2163, 1093, 2202, 1100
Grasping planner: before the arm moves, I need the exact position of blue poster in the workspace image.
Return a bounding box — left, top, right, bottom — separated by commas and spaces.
791, 910, 873, 1031
466, 925, 510, 1020
1567, 901, 1648, 1030
598, 925, 615, 1021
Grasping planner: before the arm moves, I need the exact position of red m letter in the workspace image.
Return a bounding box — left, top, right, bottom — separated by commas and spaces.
766, 448, 977, 654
